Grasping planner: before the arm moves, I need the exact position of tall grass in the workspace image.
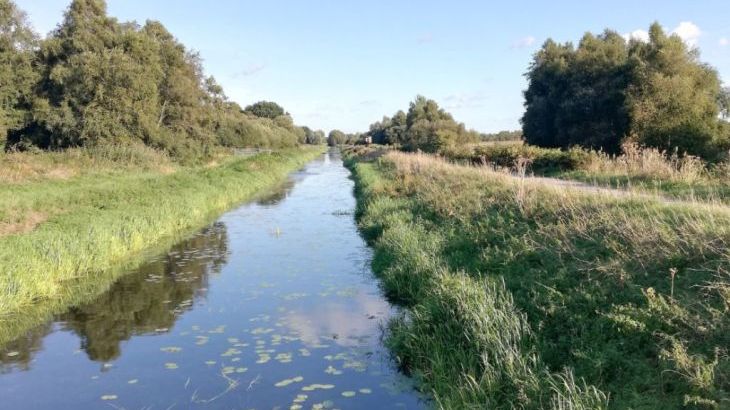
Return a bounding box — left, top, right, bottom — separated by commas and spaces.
349, 151, 729, 409
0, 143, 175, 184
0, 147, 324, 325
441, 142, 730, 203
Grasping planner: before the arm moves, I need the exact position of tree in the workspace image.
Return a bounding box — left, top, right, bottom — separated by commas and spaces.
522, 32, 631, 153
301, 126, 325, 144
0, 0, 39, 146
244, 101, 286, 119
327, 129, 347, 146
3, 1, 310, 158
523, 22, 725, 159
9, 0, 164, 149
362, 97, 478, 152
627, 23, 722, 158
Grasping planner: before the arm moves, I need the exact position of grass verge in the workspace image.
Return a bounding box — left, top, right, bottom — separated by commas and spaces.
348, 151, 729, 409
0, 147, 324, 341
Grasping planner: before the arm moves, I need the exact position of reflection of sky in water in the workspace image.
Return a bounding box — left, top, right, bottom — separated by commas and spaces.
282, 291, 390, 348
0, 150, 426, 409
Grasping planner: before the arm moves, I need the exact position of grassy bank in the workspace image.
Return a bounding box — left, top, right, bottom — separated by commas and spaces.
0, 146, 324, 326
348, 151, 729, 409
441, 142, 730, 204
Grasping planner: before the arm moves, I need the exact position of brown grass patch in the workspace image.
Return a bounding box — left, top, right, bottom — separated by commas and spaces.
0, 211, 48, 236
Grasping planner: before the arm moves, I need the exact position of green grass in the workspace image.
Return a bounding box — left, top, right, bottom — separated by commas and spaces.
554, 170, 730, 204
0, 147, 324, 344
348, 151, 729, 409
440, 142, 730, 204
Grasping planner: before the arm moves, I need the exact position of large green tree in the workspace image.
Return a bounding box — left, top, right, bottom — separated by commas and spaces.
627, 23, 722, 157
523, 22, 725, 158
244, 101, 286, 119
3, 0, 309, 158
365, 96, 478, 153
327, 129, 347, 146
0, 0, 38, 146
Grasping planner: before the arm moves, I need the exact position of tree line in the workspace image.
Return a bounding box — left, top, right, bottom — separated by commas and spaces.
0, 0, 324, 162
361, 95, 479, 152
523, 22, 729, 160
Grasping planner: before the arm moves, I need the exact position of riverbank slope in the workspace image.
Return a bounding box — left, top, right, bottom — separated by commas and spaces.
348, 150, 729, 409
0, 147, 324, 327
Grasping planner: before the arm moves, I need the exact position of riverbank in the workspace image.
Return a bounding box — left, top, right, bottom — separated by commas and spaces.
347, 151, 729, 409
0, 148, 425, 410
441, 142, 730, 204
0, 147, 325, 328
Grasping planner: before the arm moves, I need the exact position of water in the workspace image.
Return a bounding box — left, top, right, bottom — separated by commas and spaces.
0, 150, 425, 409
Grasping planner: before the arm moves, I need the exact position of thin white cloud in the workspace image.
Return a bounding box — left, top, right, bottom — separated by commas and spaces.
623, 29, 649, 43
672, 21, 701, 47
511, 36, 536, 49
233, 63, 266, 78
444, 90, 488, 110
720, 37, 729, 47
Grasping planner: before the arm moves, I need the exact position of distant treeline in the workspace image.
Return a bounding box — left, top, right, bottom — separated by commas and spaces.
0, 0, 324, 162
360, 96, 480, 152
480, 130, 522, 142
358, 23, 729, 161
523, 23, 730, 160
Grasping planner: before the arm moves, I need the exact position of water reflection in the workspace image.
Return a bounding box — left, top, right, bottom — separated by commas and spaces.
0, 323, 52, 373
255, 178, 296, 206
282, 291, 389, 348
1, 222, 228, 368
0, 150, 426, 409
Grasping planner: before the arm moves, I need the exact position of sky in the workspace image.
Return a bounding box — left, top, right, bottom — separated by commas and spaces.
14, 0, 730, 134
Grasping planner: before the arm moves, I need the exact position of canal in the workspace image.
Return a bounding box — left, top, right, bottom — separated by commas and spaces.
0, 149, 425, 409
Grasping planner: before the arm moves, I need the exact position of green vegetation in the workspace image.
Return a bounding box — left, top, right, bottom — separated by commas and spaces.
523, 22, 728, 159
0, 146, 323, 324
480, 130, 522, 142
244, 101, 288, 119
348, 150, 729, 409
326, 129, 361, 146
441, 142, 730, 203
0, 0, 324, 162
364, 96, 480, 152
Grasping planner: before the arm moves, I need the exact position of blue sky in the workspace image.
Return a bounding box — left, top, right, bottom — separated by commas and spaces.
15, 1, 730, 133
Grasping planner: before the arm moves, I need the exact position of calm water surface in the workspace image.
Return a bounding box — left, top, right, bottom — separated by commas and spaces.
0, 150, 425, 409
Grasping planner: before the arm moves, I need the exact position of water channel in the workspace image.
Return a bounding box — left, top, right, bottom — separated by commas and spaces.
0, 150, 425, 409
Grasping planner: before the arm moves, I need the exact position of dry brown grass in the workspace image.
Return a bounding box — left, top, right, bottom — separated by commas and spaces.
0, 144, 175, 184
583, 142, 707, 183
0, 211, 48, 236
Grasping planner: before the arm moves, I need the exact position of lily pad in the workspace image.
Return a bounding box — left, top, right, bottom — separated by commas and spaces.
274, 376, 304, 387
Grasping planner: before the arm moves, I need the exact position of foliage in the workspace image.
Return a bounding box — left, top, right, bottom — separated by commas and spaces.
0, 0, 38, 145
1, 0, 307, 161
442, 142, 593, 173
327, 129, 348, 146
480, 130, 522, 142
243, 100, 287, 119
365, 96, 479, 153
523, 23, 726, 159
0, 147, 324, 321
349, 151, 730, 408
301, 126, 325, 145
